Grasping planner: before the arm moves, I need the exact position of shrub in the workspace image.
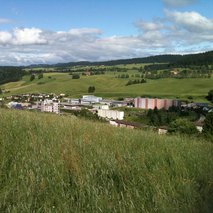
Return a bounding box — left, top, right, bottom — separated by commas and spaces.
202, 112, 213, 142
30, 74, 35, 81
72, 74, 80, 79
168, 118, 198, 135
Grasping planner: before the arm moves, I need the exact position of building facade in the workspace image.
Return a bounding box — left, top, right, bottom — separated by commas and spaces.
98, 109, 124, 120
134, 97, 180, 110
41, 100, 59, 114
82, 95, 102, 103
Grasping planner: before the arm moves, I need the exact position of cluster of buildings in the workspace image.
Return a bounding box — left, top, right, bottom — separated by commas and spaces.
4, 93, 212, 134
63, 95, 125, 120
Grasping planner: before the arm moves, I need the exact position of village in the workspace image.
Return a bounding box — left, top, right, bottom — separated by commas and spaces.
1, 92, 212, 135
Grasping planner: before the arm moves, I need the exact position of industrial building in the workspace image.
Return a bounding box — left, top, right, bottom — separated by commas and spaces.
134, 97, 180, 110
82, 95, 102, 103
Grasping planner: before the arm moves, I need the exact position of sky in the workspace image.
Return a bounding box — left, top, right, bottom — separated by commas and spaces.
0, 0, 213, 65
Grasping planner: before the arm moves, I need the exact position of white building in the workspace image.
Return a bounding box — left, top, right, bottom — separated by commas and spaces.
98, 109, 124, 120
82, 95, 102, 103
93, 104, 109, 110
41, 100, 59, 114
64, 98, 80, 104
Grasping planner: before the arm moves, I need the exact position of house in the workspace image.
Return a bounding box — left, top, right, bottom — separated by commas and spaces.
83, 71, 91, 76
64, 98, 80, 104
93, 104, 109, 110
194, 115, 205, 132
59, 93, 65, 97
7, 102, 23, 110
170, 69, 179, 75
63, 105, 81, 110
158, 126, 168, 135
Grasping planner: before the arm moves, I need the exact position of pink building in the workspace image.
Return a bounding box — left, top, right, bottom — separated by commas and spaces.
134, 98, 180, 110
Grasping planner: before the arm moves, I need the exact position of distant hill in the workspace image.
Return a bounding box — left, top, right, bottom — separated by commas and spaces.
28, 50, 213, 68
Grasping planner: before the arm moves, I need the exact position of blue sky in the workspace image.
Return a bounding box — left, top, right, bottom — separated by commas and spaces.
0, 0, 213, 65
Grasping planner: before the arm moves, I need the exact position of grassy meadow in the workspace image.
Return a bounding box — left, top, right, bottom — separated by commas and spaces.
0, 108, 213, 212
1, 71, 213, 102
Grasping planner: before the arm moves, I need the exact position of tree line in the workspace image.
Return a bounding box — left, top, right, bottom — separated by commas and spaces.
0, 67, 26, 85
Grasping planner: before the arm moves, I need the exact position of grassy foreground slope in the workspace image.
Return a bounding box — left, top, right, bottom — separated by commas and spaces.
0, 109, 213, 212
2, 72, 213, 101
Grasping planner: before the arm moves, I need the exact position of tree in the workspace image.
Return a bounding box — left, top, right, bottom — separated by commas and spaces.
72, 74, 80, 79
38, 73, 43, 79
30, 74, 35, 81
141, 78, 146, 83
202, 112, 213, 142
206, 89, 213, 102
0, 67, 25, 84
168, 118, 198, 135
0, 88, 2, 94
88, 86, 95, 93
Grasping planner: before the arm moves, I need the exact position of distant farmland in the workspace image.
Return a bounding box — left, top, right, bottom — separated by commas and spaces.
1, 70, 212, 102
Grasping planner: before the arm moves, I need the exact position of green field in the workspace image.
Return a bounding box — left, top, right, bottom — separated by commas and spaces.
1, 71, 213, 101
0, 109, 213, 212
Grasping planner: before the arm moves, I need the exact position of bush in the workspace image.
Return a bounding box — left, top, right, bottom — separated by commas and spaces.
88, 86, 95, 93
38, 73, 43, 79
72, 74, 80, 79
206, 89, 213, 102
168, 118, 198, 135
30, 74, 35, 81
37, 82, 45, 85
202, 112, 213, 142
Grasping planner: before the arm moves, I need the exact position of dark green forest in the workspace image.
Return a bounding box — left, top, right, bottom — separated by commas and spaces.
28, 50, 213, 68
0, 67, 25, 85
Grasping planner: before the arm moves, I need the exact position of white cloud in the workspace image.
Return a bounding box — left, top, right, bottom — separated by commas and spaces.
165, 10, 213, 32
0, 9, 213, 66
68, 28, 102, 36
135, 20, 164, 31
13, 28, 47, 45
0, 31, 12, 44
0, 28, 48, 46
163, 0, 197, 7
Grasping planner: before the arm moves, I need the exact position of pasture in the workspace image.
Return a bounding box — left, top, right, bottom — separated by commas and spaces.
1, 70, 212, 101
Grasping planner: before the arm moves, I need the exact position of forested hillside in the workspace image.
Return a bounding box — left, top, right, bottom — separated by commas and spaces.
0, 67, 25, 85
28, 51, 213, 68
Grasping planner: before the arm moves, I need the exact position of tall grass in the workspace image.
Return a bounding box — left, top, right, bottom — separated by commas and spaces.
0, 109, 213, 212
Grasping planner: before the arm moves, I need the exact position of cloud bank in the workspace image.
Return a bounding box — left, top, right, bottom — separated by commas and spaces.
0, 9, 213, 65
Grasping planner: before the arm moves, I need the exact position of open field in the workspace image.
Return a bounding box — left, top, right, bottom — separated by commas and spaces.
1, 71, 213, 101
0, 108, 213, 212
